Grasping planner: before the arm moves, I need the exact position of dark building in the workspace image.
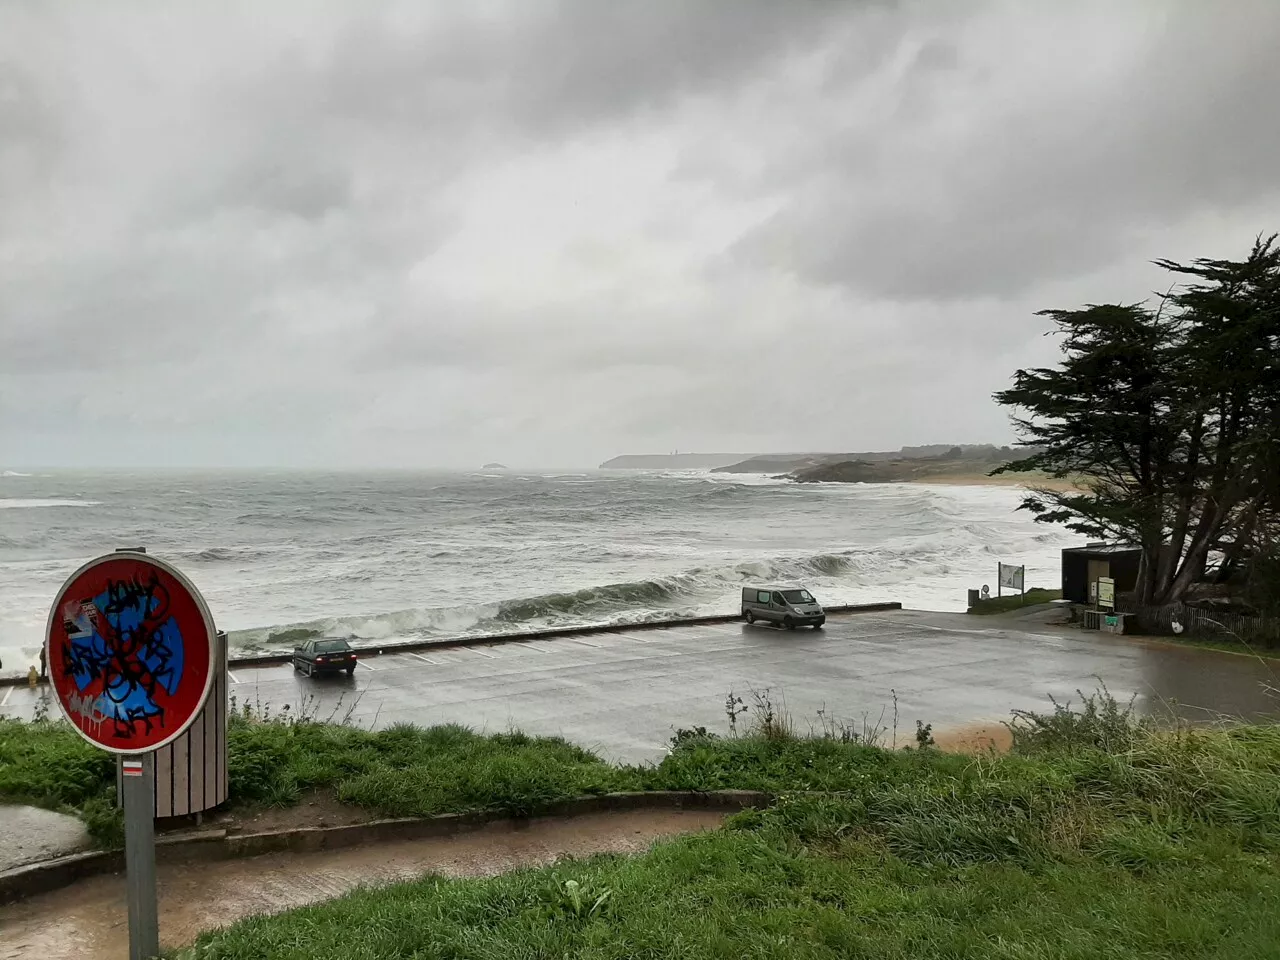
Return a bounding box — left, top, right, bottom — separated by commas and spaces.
1061, 543, 1143, 604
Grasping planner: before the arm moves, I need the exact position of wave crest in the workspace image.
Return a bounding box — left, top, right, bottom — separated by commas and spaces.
224, 549, 882, 654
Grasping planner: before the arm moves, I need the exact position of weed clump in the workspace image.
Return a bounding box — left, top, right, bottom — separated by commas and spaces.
1007, 684, 1152, 755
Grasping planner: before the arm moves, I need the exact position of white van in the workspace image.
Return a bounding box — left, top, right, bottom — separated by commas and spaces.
741, 586, 826, 629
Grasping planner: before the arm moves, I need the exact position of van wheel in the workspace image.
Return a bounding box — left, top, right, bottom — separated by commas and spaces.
784, 617, 795, 630
745, 611, 755, 624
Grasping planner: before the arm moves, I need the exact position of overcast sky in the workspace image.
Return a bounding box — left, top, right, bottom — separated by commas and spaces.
2, 1, 1279, 469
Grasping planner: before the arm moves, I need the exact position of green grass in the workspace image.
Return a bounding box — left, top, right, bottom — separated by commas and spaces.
0, 712, 643, 847
967, 586, 1062, 614
0, 715, 122, 847
184, 716, 1280, 960
231, 719, 638, 818
187, 833, 1280, 959
8, 690, 1280, 957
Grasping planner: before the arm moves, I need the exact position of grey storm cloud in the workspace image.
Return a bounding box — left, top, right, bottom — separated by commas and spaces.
730, 2, 1280, 300
2, 0, 1279, 469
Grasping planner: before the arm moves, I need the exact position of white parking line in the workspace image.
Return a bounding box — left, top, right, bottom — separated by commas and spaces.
358, 660, 380, 671
0, 686, 13, 707
226, 670, 241, 685
568, 637, 601, 648
524, 643, 551, 654
408, 652, 439, 665
469, 647, 498, 659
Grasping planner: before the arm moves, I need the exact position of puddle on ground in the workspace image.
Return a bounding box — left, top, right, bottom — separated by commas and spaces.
0, 808, 727, 960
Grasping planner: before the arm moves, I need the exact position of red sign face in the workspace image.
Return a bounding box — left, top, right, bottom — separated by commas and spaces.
45, 552, 216, 754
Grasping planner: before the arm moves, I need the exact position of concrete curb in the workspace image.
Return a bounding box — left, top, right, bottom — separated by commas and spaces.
0, 602, 902, 684
0, 789, 771, 904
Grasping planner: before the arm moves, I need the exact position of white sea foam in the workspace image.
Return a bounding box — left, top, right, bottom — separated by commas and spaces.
0, 471, 1074, 667
0, 498, 101, 509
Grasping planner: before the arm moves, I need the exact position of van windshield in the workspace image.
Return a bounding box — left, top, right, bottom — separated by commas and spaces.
782, 590, 813, 604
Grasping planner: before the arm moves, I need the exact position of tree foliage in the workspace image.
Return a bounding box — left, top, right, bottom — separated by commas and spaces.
995, 236, 1280, 605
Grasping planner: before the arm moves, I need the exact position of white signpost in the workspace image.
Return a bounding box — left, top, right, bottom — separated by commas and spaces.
997, 563, 1025, 600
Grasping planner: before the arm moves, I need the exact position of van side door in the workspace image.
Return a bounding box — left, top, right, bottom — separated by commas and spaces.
771, 591, 789, 619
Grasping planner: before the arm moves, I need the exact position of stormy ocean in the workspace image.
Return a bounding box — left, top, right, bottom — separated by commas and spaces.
0, 470, 1073, 675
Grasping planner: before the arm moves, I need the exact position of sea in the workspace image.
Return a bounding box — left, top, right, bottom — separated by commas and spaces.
0, 469, 1075, 676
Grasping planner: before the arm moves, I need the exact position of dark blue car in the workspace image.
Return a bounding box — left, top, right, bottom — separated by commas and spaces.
292, 638, 358, 677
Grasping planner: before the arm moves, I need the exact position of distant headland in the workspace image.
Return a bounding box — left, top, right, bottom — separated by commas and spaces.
597, 453, 755, 470
599, 445, 1064, 488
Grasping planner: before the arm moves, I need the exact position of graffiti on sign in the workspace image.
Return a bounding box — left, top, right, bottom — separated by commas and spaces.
59, 572, 185, 738
47, 553, 215, 753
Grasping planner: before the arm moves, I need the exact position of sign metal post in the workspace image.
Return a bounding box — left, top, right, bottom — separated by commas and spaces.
121, 753, 159, 960
45, 549, 216, 960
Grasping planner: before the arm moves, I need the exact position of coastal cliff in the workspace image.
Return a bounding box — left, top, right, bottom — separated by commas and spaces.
598, 445, 1051, 486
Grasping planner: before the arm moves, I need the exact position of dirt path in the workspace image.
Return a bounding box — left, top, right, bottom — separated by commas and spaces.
933, 721, 1013, 754
0, 809, 727, 960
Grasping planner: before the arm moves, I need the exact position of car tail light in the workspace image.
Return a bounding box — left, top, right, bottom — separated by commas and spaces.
315, 656, 327, 663
350, 653, 358, 660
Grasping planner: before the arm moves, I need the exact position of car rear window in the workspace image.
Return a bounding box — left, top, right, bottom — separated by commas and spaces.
314, 640, 351, 653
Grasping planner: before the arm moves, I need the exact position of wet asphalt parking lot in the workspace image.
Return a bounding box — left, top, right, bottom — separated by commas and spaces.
4, 609, 1275, 762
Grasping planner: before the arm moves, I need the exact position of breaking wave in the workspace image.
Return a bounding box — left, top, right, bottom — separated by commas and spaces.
223, 549, 896, 653
180, 546, 277, 564
2, 471, 1073, 670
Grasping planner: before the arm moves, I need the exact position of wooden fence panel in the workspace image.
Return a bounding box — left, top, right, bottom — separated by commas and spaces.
1123, 600, 1280, 648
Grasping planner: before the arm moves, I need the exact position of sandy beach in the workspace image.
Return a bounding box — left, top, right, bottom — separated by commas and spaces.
911, 473, 1084, 493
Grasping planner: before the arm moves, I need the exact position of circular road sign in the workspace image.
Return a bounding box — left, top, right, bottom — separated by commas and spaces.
45, 552, 217, 754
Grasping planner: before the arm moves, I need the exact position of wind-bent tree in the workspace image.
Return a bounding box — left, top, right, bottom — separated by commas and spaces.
995, 236, 1280, 605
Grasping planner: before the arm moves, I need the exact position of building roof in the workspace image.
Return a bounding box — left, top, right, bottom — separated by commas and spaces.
1062, 543, 1142, 555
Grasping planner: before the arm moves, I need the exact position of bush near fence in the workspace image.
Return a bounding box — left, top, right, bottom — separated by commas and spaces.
1124, 598, 1280, 649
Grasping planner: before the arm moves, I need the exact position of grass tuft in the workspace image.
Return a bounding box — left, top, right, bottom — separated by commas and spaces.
967, 586, 1063, 614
